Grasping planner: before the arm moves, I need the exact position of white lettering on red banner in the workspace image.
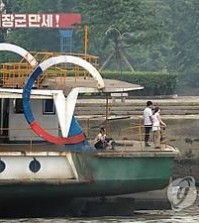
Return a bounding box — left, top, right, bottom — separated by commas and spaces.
28, 14, 41, 28
40, 14, 53, 27
1, 14, 14, 27
15, 14, 26, 28
0, 13, 81, 28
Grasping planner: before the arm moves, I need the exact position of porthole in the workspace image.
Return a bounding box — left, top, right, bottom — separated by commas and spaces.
29, 158, 41, 173
0, 159, 6, 173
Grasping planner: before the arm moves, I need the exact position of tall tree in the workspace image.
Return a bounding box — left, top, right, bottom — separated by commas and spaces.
163, 0, 199, 87
77, 0, 167, 70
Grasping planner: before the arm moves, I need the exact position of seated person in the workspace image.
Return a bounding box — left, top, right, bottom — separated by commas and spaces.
94, 127, 115, 150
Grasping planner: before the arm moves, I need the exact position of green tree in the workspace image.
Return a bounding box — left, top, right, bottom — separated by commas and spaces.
6, 0, 81, 52
77, 0, 168, 70
163, 0, 199, 88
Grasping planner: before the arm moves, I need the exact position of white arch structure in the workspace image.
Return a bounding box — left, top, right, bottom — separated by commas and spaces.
23, 55, 105, 142
39, 55, 104, 89
0, 43, 38, 67
0, 43, 105, 143
38, 56, 105, 137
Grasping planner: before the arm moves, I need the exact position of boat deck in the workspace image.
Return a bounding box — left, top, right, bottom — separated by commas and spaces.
0, 140, 179, 157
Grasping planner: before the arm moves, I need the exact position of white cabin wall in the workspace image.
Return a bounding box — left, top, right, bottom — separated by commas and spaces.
9, 99, 59, 141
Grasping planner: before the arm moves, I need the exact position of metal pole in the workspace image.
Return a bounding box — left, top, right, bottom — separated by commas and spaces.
105, 94, 109, 136
84, 25, 89, 55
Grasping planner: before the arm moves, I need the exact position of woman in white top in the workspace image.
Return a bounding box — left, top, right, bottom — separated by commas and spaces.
152, 107, 166, 148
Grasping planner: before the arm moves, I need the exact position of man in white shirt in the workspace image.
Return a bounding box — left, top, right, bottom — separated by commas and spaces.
143, 101, 153, 147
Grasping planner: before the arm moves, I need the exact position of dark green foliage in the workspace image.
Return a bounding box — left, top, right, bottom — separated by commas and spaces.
7, 29, 60, 52
162, 0, 199, 89
5, 0, 77, 51
1, 0, 198, 94
102, 71, 177, 96
77, 0, 166, 58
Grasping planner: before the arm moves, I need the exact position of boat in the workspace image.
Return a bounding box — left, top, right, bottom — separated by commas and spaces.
0, 43, 179, 206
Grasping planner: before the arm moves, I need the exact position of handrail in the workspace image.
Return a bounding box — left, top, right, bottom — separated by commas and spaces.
119, 124, 167, 149
85, 118, 168, 151
0, 52, 99, 88
0, 126, 64, 151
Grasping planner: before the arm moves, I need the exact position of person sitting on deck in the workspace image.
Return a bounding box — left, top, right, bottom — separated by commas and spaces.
94, 127, 115, 150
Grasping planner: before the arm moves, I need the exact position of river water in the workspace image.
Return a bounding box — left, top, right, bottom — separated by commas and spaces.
0, 205, 198, 223
1, 184, 198, 223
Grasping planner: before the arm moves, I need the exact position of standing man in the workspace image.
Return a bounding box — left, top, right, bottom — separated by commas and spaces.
143, 101, 153, 147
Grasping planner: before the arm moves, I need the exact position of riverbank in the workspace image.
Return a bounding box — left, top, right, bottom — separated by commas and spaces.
76, 95, 199, 116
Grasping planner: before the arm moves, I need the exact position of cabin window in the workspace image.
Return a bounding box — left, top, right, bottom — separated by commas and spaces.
43, 99, 55, 115
14, 99, 24, 114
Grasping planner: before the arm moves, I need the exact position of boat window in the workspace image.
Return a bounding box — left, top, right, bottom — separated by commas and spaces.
43, 99, 55, 115
14, 99, 24, 114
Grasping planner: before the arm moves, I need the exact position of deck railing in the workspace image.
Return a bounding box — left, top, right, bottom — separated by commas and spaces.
0, 121, 168, 151
82, 117, 168, 150
0, 52, 99, 88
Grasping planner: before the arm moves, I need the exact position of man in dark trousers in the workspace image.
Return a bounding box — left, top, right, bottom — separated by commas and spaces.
143, 101, 153, 147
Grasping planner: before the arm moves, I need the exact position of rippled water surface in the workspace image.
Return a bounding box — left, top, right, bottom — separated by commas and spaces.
0, 207, 198, 223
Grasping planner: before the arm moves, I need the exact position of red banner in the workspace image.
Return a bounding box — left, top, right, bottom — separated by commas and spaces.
0, 13, 81, 28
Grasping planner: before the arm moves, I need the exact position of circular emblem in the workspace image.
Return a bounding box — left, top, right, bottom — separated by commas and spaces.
167, 176, 198, 211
